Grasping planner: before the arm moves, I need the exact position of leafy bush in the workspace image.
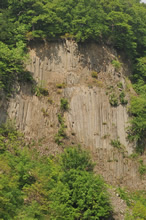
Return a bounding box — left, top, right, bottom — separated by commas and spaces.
0, 41, 29, 94
56, 83, 66, 89
117, 82, 123, 89
50, 146, 112, 220
124, 190, 146, 220
61, 146, 94, 172
128, 95, 146, 152
55, 98, 69, 145
110, 139, 121, 148
0, 124, 113, 220
55, 114, 66, 145
111, 59, 122, 71
61, 98, 69, 111
116, 187, 131, 206
109, 94, 119, 107
119, 91, 128, 105
91, 71, 98, 79
33, 85, 49, 96
50, 169, 112, 220
55, 125, 66, 145
133, 57, 146, 82
139, 160, 146, 175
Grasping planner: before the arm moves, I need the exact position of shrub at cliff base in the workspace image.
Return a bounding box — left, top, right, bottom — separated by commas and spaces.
0, 123, 112, 219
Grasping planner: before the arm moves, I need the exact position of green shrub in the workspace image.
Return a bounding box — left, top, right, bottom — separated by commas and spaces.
33, 85, 49, 96
55, 126, 66, 145
0, 41, 32, 95
139, 160, 146, 175
119, 91, 128, 105
109, 94, 119, 106
110, 139, 121, 148
111, 59, 122, 71
91, 71, 98, 79
61, 33, 75, 39
116, 187, 131, 206
61, 146, 94, 172
128, 95, 146, 152
117, 82, 123, 89
56, 83, 66, 89
129, 153, 139, 159
50, 147, 112, 220
125, 197, 146, 220
0, 123, 113, 220
60, 98, 69, 111
55, 114, 66, 145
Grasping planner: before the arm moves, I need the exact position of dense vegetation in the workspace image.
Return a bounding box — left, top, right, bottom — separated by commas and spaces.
116, 187, 146, 220
0, 122, 112, 219
0, 0, 146, 149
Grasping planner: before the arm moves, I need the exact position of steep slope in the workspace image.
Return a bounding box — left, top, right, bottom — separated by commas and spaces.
5, 39, 146, 189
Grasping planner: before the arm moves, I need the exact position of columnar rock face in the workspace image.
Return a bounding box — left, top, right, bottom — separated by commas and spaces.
65, 86, 130, 152
6, 40, 145, 188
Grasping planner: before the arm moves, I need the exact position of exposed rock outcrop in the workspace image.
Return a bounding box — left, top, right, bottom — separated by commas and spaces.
4, 39, 145, 189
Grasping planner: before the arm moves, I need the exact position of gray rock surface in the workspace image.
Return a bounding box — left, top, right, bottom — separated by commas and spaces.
5, 39, 145, 189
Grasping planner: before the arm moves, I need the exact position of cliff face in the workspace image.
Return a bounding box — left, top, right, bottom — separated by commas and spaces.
3, 40, 145, 189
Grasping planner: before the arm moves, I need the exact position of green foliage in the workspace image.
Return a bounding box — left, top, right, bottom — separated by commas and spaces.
123, 190, 146, 220
55, 126, 66, 145
0, 124, 112, 219
131, 201, 146, 220
1, 0, 146, 58
50, 146, 112, 220
33, 85, 49, 96
55, 97, 69, 145
139, 160, 146, 175
56, 83, 66, 89
0, 41, 29, 94
111, 59, 122, 71
134, 57, 146, 82
110, 139, 121, 148
119, 91, 128, 105
61, 146, 94, 172
91, 71, 98, 79
109, 93, 119, 106
129, 153, 139, 159
117, 82, 123, 89
128, 95, 146, 152
50, 169, 112, 220
129, 56, 146, 150
55, 114, 67, 145
60, 98, 69, 111
116, 187, 131, 206
117, 188, 146, 220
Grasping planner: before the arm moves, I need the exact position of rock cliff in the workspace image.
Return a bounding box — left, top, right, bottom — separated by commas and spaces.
2, 40, 145, 189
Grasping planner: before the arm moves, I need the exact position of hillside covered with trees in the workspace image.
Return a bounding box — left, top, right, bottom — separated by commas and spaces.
0, 122, 113, 219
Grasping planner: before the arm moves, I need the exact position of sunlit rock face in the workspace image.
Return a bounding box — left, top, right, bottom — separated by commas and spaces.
6, 40, 145, 189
